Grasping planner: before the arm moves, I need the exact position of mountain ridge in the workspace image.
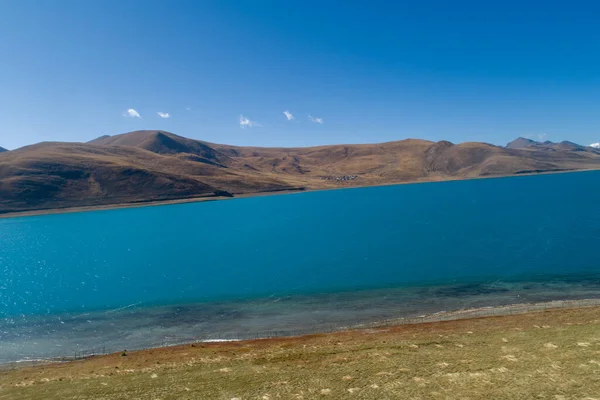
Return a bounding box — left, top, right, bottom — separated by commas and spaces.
506, 137, 600, 154
2, 130, 600, 214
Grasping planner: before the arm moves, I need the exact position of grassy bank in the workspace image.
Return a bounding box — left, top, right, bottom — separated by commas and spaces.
2, 306, 600, 399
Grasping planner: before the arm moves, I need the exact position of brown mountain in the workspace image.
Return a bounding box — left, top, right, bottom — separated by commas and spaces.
506, 137, 600, 154
1, 130, 600, 214
88, 131, 230, 167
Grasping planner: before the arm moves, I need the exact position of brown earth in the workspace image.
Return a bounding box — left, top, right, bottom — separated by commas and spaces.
2, 130, 600, 214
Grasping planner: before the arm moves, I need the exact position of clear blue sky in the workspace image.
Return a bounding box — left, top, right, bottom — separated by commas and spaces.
2, 0, 600, 150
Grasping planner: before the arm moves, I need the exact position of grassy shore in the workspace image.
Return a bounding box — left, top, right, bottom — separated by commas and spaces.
2, 305, 600, 399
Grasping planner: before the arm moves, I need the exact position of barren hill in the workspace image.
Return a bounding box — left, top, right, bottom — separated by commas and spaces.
0, 146, 7, 153
1, 130, 600, 214
506, 137, 600, 154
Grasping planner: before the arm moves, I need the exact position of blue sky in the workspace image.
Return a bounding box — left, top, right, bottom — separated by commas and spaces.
1, 0, 600, 150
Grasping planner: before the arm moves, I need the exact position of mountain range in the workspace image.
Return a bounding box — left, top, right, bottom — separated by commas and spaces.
506, 137, 595, 152
1, 131, 599, 214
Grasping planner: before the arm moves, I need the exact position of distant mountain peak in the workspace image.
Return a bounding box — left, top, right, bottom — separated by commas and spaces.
0, 146, 8, 153
560, 140, 579, 146
88, 135, 111, 144
506, 137, 590, 152
506, 137, 540, 149
83, 130, 230, 167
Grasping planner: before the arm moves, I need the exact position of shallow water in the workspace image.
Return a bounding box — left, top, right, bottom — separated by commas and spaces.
1, 171, 600, 362
2, 274, 600, 363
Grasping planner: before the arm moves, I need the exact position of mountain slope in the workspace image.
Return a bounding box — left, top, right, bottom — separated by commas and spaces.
0, 146, 7, 153
2, 131, 600, 214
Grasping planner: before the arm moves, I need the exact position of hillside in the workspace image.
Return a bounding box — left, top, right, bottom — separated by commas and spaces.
0, 146, 7, 153
2, 130, 600, 214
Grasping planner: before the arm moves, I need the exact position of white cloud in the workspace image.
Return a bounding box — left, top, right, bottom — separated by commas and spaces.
239, 114, 262, 128
122, 109, 141, 118
589, 142, 600, 149
157, 112, 170, 119
308, 115, 324, 124
283, 110, 294, 121
185, 107, 191, 111
537, 133, 547, 141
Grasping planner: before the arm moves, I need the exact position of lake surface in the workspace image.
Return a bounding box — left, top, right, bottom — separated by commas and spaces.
1, 171, 600, 362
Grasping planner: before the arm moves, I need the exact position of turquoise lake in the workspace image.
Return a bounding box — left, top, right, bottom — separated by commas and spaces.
1, 171, 600, 362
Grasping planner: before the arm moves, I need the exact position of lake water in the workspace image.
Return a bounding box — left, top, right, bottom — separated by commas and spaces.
1, 171, 600, 363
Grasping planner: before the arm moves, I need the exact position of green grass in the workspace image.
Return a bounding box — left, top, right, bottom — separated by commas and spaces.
3, 307, 600, 399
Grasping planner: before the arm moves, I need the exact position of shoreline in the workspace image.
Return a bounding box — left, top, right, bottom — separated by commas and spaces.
4, 296, 599, 369
0, 167, 596, 219
4, 301, 600, 399
361, 297, 600, 328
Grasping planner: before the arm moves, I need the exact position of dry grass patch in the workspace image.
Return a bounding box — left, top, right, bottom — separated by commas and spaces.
2, 306, 600, 399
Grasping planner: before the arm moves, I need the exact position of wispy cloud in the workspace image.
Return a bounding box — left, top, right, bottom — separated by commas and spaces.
308, 115, 324, 124
537, 133, 547, 141
122, 109, 141, 118
239, 114, 262, 128
590, 142, 600, 149
185, 107, 191, 111
157, 112, 170, 119
283, 110, 294, 121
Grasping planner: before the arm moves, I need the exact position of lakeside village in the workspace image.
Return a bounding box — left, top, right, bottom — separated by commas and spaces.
319, 175, 358, 182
